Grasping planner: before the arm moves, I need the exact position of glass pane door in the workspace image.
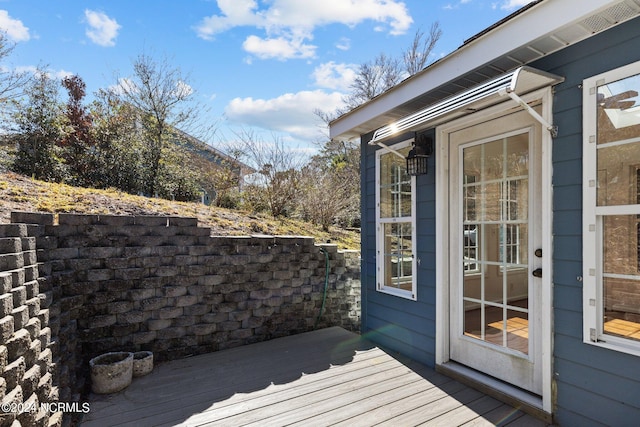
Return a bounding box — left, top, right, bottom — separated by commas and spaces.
461, 132, 530, 354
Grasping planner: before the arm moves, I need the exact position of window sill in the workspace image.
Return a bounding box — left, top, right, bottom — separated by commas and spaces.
584, 336, 640, 358
377, 286, 416, 301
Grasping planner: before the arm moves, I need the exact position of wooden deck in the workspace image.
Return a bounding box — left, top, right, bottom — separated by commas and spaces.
82, 327, 549, 426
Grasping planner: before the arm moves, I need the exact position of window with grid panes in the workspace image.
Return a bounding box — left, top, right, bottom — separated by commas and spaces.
376, 140, 417, 300
583, 61, 640, 355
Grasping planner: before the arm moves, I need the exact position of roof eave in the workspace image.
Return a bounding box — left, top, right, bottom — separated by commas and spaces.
329, 0, 640, 141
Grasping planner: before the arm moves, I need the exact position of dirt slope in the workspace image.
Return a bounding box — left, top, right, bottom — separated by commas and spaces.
0, 172, 360, 250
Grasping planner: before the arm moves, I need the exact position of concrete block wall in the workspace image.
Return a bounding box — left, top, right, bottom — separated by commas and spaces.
0, 222, 62, 427
2, 211, 360, 425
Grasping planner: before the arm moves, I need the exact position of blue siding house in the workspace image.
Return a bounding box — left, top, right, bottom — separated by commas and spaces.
330, 0, 640, 424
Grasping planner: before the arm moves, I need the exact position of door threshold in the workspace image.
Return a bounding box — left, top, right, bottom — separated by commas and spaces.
437, 361, 552, 424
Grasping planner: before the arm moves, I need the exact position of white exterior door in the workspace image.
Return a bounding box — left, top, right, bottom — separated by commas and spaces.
447, 108, 543, 395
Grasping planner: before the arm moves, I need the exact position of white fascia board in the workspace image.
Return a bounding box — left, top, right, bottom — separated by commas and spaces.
329, 0, 625, 141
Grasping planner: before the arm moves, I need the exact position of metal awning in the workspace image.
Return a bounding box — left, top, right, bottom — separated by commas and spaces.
369, 66, 564, 144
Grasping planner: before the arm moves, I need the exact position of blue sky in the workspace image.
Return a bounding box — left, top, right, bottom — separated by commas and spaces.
0, 0, 531, 154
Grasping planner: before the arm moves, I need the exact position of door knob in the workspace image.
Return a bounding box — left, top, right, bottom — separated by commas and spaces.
535, 249, 542, 258
532, 268, 542, 278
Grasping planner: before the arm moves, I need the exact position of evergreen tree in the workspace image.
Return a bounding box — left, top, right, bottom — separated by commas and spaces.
13, 71, 66, 181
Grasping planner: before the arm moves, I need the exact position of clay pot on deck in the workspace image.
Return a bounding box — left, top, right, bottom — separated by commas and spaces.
90, 352, 134, 394
133, 351, 154, 377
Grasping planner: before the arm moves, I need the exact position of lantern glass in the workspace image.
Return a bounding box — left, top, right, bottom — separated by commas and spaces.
406, 153, 428, 176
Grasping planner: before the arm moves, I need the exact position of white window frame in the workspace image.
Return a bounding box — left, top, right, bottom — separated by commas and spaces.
583, 60, 640, 357
375, 138, 417, 300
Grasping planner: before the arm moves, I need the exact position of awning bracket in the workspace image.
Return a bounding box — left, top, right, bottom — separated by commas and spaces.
373, 140, 407, 159
500, 89, 558, 137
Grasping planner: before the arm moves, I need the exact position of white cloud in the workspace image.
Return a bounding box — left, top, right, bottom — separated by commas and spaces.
14, 65, 38, 74
243, 35, 316, 60
195, 0, 412, 60
0, 10, 30, 42
52, 69, 74, 80
174, 80, 194, 98
449, 0, 530, 11
335, 37, 351, 51
84, 10, 121, 47
497, 0, 531, 10
225, 90, 345, 141
15, 65, 73, 80
109, 77, 136, 96
194, 0, 261, 40
312, 62, 357, 92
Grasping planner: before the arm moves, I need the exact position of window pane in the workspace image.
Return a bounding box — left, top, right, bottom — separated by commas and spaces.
483, 224, 501, 263
463, 262, 480, 299
507, 133, 529, 177
380, 147, 411, 218
596, 73, 640, 206
506, 309, 529, 354
484, 305, 504, 347
504, 224, 528, 267
504, 179, 528, 221
463, 142, 505, 200
463, 224, 479, 272
603, 215, 640, 275
602, 215, 640, 342
483, 183, 502, 221
597, 73, 640, 145
464, 175, 477, 222
597, 142, 640, 206
464, 303, 482, 340
507, 271, 529, 307
382, 222, 413, 290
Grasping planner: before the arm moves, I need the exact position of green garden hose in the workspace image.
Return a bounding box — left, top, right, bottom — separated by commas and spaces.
314, 247, 330, 330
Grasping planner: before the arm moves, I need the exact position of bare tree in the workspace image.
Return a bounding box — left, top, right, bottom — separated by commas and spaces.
298, 165, 349, 231
319, 23, 442, 119
0, 33, 32, 131
403, 22, 442, 75
298, 138, 361, 230
342, 53, 402, 111
227, 129, 306, 218
112, 52, 201, 196
310, 23, 442, 228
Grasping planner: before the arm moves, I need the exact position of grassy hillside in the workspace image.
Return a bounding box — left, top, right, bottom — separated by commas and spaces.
0, 171, 360, 250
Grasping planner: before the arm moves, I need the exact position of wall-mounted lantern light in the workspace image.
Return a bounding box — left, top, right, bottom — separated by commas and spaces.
406, 133, 433, 176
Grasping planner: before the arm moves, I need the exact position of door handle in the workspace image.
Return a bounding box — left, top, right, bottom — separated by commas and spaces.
532, 268, 542, 278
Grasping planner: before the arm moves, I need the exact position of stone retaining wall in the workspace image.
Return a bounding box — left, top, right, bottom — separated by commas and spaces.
1, 212, 360, 426
0, 223, 62, 427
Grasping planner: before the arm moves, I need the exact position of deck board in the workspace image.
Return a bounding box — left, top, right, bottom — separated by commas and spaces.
82, 327, 550, 427
420, 395, 506, 426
